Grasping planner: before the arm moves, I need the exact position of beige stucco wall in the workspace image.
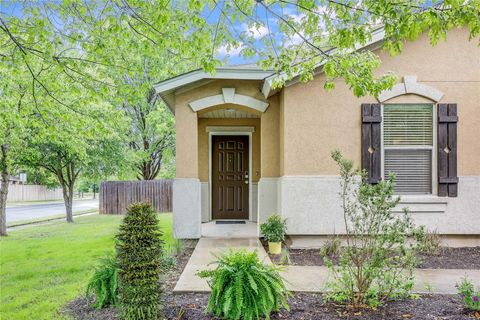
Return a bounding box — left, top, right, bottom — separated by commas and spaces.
175, 95, 198, 178
282, 27, 480, 176
175, 78, 283, 182
175, 79, 266, 179
261, 93, 281, 177
279, 90, 285, 176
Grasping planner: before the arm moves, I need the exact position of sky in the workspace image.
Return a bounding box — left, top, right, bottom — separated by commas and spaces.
1, 0, 304, 66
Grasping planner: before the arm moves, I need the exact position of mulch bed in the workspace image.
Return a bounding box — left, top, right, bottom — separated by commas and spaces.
417, 247, 480, 269
64, 240, 198, 320
163, 293, 479, 320
65, 240, 479, 320
265, 245, 480, 269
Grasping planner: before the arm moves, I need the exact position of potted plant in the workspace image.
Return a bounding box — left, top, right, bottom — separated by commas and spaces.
260, 214, 287, 255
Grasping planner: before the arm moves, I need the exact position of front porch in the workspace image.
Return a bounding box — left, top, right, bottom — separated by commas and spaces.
201, 220, 258, 238
168, 77, 281, 239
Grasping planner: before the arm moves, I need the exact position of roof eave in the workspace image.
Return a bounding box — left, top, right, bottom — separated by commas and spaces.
154, 67, 275, 112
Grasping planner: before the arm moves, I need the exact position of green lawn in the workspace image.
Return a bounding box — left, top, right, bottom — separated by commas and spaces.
0, 213, 173, 320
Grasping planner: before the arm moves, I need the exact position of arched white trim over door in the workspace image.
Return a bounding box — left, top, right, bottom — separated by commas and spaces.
378, 75, 444, 103
189, 88, 269, 112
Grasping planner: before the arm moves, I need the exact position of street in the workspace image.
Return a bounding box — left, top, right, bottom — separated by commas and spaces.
6, 199, 99, 223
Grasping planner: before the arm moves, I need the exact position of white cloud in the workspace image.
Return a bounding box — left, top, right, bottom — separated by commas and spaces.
284, 33, 304, 47
217, 43, 245, 56
246, 24, 269, 39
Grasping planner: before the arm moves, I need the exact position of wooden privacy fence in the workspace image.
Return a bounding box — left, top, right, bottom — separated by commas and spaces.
99, 180, 173, 214
3, 183, 63, 202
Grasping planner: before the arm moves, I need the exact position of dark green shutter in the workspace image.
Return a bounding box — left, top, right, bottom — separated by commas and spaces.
361, 103, 382, 183
438, 103, 458, 197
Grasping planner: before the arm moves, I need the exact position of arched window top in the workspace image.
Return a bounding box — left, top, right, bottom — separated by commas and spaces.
378, 76, 444, 103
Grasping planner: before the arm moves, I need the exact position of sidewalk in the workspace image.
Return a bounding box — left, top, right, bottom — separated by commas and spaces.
281, 265, 480, 294
174, 237, 270, 292
174, 237, 480, 294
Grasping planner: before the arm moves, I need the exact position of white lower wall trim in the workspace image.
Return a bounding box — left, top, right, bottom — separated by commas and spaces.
288, 235, 480, 249
394, 196, 448, 214
279, 175, 480, 235
258, 177, 280, 224
201, 182, 209, 223
173, 178, 201, 239
252, 183, 258, 222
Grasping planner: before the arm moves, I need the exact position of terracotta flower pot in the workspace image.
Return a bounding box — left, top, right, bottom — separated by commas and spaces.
268, 242, 282, 255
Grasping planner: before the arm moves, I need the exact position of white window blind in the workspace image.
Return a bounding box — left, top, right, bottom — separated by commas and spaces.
384, 104, 433, 146
383, 104, 434, 195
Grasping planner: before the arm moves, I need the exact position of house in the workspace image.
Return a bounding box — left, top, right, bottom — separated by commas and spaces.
154, 28, 480, 246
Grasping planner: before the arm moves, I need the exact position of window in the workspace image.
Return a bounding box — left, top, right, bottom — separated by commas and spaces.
382, 104, 435, 195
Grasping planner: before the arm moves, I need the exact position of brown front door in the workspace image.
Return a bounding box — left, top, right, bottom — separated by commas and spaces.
212, 135, 249, 220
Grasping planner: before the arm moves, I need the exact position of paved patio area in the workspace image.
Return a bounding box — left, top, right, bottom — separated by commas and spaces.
174, 237, 480, 294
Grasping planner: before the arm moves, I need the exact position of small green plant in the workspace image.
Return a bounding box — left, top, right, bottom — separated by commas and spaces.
279, 247, 291, 265
457, 278, 480, 311
424, 282, 433, 294
198, 249, 290, 320
116, 202, 163, 320
85, 256, 118, 309
320, 236, 341, 257
168, 239, 184, 256
260, 214, 287, 243
160, 253, 177, 270
417, 227, 441, 256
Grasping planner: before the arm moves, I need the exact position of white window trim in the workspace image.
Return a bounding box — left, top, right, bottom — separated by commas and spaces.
381, 103, 437, 195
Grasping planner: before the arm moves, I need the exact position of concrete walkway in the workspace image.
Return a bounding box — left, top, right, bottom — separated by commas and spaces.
174, 237, 480, 294
281, 266, 480, 294
174, 237, 271, 292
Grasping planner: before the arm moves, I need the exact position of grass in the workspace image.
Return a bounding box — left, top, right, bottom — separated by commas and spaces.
0, 213, 174, 320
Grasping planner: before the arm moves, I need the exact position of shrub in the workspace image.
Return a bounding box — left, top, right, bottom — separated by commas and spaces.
324, 151, 422, 308
198, 249, 290, 320
416, 227, 441, 256
457, 278, 480, 311
170, 239, 184, 255
160, 253, 177, 270
320, 236, 341, 258
116, 202, 163, 320
85, 256, 118, 309
279, 247, 291, 265
260, 214, 287, 243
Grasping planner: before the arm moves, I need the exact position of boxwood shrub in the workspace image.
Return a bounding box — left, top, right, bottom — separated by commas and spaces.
116, 202, 163, 320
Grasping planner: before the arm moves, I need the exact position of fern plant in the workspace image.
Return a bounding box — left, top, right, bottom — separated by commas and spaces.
85, 256, 119, 309
198, 249, 290, 320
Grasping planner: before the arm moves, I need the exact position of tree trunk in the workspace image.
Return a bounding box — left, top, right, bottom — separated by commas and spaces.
61, 183, 74, 223
0, 144, 10, 236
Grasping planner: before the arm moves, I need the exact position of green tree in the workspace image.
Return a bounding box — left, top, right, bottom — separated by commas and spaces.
20, 130, 125, 222
0, 80, 31, 236
123, 90, 175, 180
